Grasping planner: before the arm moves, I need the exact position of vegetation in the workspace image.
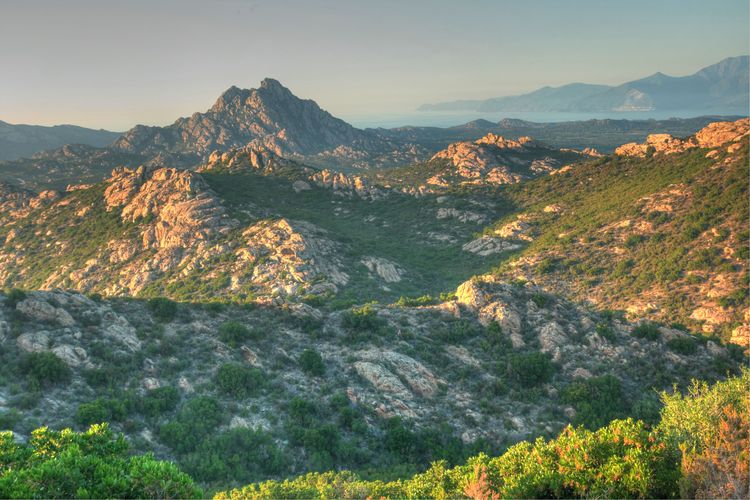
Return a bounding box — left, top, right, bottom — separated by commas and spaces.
298, 349, 326, 376
217, 369, 749, 499
0, 424, 201, 498
19, 352, 71, 389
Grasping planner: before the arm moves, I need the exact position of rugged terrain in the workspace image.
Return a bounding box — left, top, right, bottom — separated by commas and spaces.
0, 97, 746, 493
0, 79, 739, 193
0, 279, 741, 486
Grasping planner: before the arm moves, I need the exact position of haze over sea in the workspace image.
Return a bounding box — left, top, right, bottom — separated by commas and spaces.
346, 109, 748, 129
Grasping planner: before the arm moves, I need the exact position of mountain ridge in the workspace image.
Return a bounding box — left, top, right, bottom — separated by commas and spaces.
420, 56, 750, 113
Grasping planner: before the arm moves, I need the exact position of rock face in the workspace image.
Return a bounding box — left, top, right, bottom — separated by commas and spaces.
0, 164, 351, 304
615, 118, 750, 156
428, 133, 594, 186
110, 79, 422, 169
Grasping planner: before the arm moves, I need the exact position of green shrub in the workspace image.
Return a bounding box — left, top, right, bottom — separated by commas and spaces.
139, 386, 180, 417
666, 336, 698, 355
218, 320, 255, 346
4, 289, 26, 308
530, 293, 549, 308
536, 257, 555, 274
181, 427, 288, 484
217, 419, 680, 500
562, 374, 630, 429
632, 322, 661, 340
341, 303, 386, 333
506, 352, 555, 386
215, 363, 264, 398
75, 400, 110, 427
159, 397, 224, 454
19, 352, 71, 389
299, 349, 325, 377
147, 297, 177, 322
0, 424, 201, 498
76, 396, 135, 427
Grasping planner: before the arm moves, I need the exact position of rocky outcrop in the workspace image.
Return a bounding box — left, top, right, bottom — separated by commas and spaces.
462, 236, 522, 256
361, 256, 403, 283
309, 170, 385, 199
615, 118, 749, 156
428, 133, 594, 186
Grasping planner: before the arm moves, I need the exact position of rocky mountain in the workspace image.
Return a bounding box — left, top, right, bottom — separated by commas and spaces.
0, 120, 121, 161
112, 79, 421, 169
420, 56, 750, 114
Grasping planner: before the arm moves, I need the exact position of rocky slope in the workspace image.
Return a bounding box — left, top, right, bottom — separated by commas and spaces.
485, 118, 749, 346
0, 155, 510, 304
0, 279, 741, 484
425, 133, 597, 187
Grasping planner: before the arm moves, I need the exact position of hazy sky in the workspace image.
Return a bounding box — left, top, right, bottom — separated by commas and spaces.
1, 0, 748, 130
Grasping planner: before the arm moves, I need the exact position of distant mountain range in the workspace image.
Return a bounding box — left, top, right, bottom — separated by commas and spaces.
0, 77, 743, 191
419, 56, 750, 114
0, 121, 121, 161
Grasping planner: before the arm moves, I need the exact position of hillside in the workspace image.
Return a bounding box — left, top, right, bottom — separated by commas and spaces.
369, 133, 596, 191
420, 56, 750, 114
485, 118, 750, 345
0, 120, 120, 161
0, 280, 742, 487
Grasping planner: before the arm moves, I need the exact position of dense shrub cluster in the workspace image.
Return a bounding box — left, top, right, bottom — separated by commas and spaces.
215, 363, 265, 398
505, 352, 555, 386
147, 297, 178, 322
561, 374, 630, 429
218, 369, 749, 500
298, 349, 326, 376
218, 320, 257, 346
19, 351, 71, 389
0, 424, 201, 498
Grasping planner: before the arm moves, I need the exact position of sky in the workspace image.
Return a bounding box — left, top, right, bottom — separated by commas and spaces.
0, 0, 748, 130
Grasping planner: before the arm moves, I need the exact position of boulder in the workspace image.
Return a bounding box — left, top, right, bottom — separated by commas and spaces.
17, 331, 51, 353
16, 298, 75, 327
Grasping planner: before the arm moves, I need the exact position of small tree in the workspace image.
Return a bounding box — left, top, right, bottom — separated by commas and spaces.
299, 349, 325, 377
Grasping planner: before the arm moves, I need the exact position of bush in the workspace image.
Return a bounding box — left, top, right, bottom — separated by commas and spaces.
215, 363, 264, 398
666, 336, 698, 355
75, 400, 110, 427
4, 288, 26, 308
159, 397, 224, 454
19, 352, 71, 389
341, 303, 387, 334
147, 297, 177, 322
76, 396, 135, 427
0, 424, 201, 498
218, 320, 255, 346
299, 349, 325, 377
632, 322, 661, 340
561, 374, 630, 429
139, 386, 180, 417
217, 419, 680, 500
181, 427, 288, 484
506, 352, 555, 386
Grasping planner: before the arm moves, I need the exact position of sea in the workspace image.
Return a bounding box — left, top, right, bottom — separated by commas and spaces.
344, 109, 747, 130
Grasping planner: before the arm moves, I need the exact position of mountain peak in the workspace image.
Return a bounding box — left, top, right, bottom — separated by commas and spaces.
260, 77, 284, 89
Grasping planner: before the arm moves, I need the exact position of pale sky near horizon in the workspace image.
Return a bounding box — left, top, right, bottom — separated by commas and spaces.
1, 0, 748, 130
